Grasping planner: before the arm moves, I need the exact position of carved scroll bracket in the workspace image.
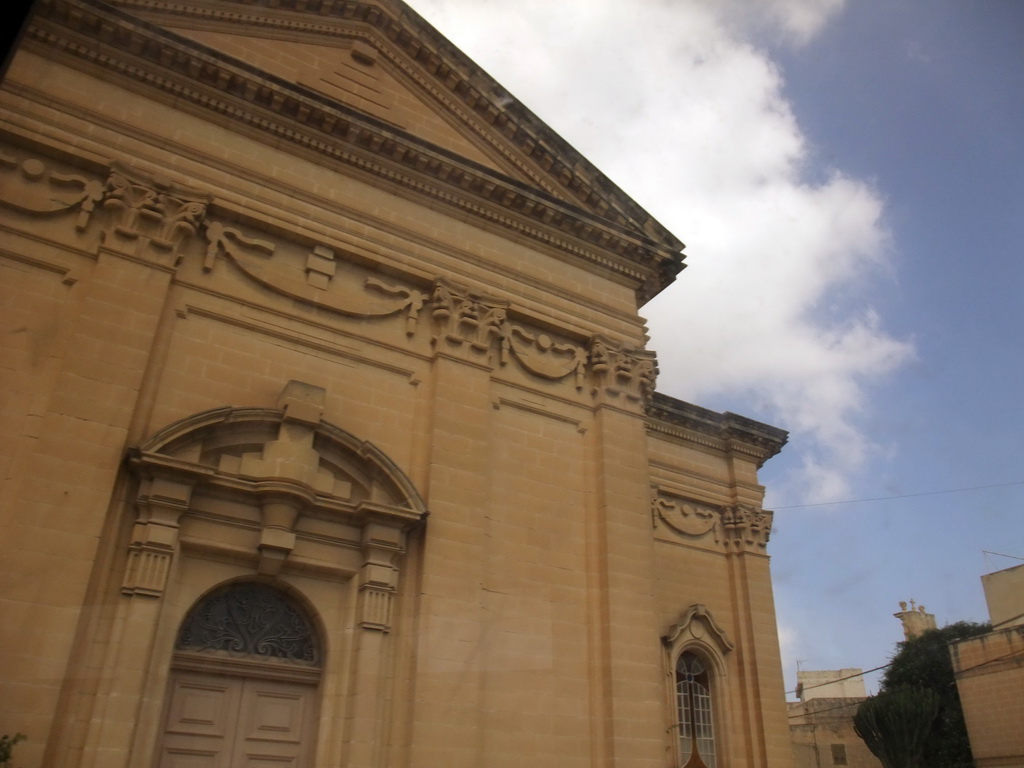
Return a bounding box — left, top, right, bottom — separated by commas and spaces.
122, 475, 195, 597
357, 521, 406, 632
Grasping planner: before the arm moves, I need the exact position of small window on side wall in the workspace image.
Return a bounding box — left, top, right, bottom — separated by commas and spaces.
663, 605, 733, 768
676, 651, 716, 768
831, 743, 848, 766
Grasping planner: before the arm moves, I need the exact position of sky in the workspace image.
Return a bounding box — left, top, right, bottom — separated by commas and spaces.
405, 0, 1024, 696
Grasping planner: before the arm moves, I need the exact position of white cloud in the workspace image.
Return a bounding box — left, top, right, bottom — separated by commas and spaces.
408, 0, 912, 504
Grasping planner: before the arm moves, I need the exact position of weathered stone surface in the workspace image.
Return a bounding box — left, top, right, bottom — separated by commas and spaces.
0, 2, 793, 766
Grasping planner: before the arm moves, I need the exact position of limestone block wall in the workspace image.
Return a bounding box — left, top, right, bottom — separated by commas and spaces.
0, 6, 793, 767
951, 626, 1024, 768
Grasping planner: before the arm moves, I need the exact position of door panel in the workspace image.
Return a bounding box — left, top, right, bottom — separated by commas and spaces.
160, 672, 315, 768
160, 674, 241, 767
234, 680, 313, 766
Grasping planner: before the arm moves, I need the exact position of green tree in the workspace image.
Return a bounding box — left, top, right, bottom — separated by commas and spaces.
0, 734, 25, 768
854, 687, 939, 768
878, 621, 990, 768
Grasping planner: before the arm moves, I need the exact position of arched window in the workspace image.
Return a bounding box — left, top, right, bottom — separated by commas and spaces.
676, 651, 716, 768
177, 581, 319, 665
663, 604, 732, 768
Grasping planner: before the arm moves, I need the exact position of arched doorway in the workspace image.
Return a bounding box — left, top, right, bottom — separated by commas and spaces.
158, 582, 322, 767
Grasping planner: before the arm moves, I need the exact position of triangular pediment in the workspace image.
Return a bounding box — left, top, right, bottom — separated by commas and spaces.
21, 0, 684, 301
151, 26, 506, 172
104, 0, 682, 255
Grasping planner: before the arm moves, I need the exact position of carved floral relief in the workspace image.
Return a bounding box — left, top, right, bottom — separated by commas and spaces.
1, 152, 660, 405
0, 151, 104, 229
652, 488, 773, 552
101, 168, 208, 253
652, 490, 721, 541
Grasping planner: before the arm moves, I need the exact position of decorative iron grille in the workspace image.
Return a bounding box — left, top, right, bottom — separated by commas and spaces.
177, 583, 318, 664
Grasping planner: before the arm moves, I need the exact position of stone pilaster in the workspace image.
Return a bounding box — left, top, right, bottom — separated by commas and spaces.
407, 350, 493, 768
587, 402, 666, 767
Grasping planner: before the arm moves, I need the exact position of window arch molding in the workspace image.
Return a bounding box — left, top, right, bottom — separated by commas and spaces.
124, 383, 428, 596
171, 577, 326, 680
662, 604, 734, 768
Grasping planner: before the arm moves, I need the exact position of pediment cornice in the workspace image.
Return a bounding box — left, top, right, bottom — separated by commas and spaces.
22, 0, 684, 303
106, 0, 682, 245
647, 392, 788, 468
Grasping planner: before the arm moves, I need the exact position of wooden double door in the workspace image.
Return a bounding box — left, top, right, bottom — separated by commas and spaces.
159, 670, 317, 767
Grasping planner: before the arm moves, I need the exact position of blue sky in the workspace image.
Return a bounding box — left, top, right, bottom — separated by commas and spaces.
764, 0, 1024, 691
407, 0, 1024, 695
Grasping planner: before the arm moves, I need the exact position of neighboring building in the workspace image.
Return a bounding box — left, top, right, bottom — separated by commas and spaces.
789, 670, 881, 768
893, 599, 937, 640
0, 2, 795, 767
795, 668, 870, 701
950, 563, 1024, 768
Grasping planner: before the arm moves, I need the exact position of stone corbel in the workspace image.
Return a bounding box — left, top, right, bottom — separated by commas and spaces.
256, 496, 302, 576
122, 476, 195, 597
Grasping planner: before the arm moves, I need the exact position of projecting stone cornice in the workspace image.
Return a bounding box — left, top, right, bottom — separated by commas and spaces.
22, 0, 684, 303
103, 0, 683, 254
647, 392, 788, 467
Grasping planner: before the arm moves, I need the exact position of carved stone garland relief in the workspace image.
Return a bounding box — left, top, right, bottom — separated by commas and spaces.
0, 153, 658, 405
651, 488, 772, 553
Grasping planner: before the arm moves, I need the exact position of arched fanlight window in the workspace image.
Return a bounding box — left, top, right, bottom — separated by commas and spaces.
177, 582, 319, 665
676, 651, 716, 768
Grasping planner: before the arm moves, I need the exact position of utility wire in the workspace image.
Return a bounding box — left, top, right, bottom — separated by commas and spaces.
785, 663, 891, 696
775, 480, 1024, 510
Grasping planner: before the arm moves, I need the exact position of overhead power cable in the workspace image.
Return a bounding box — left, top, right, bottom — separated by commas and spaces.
775, 480, 1024, 510
785, 663, 890, 696
786, 648, 1024, 719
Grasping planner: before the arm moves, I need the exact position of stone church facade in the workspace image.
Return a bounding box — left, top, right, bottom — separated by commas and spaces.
0, 1, 794, 766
